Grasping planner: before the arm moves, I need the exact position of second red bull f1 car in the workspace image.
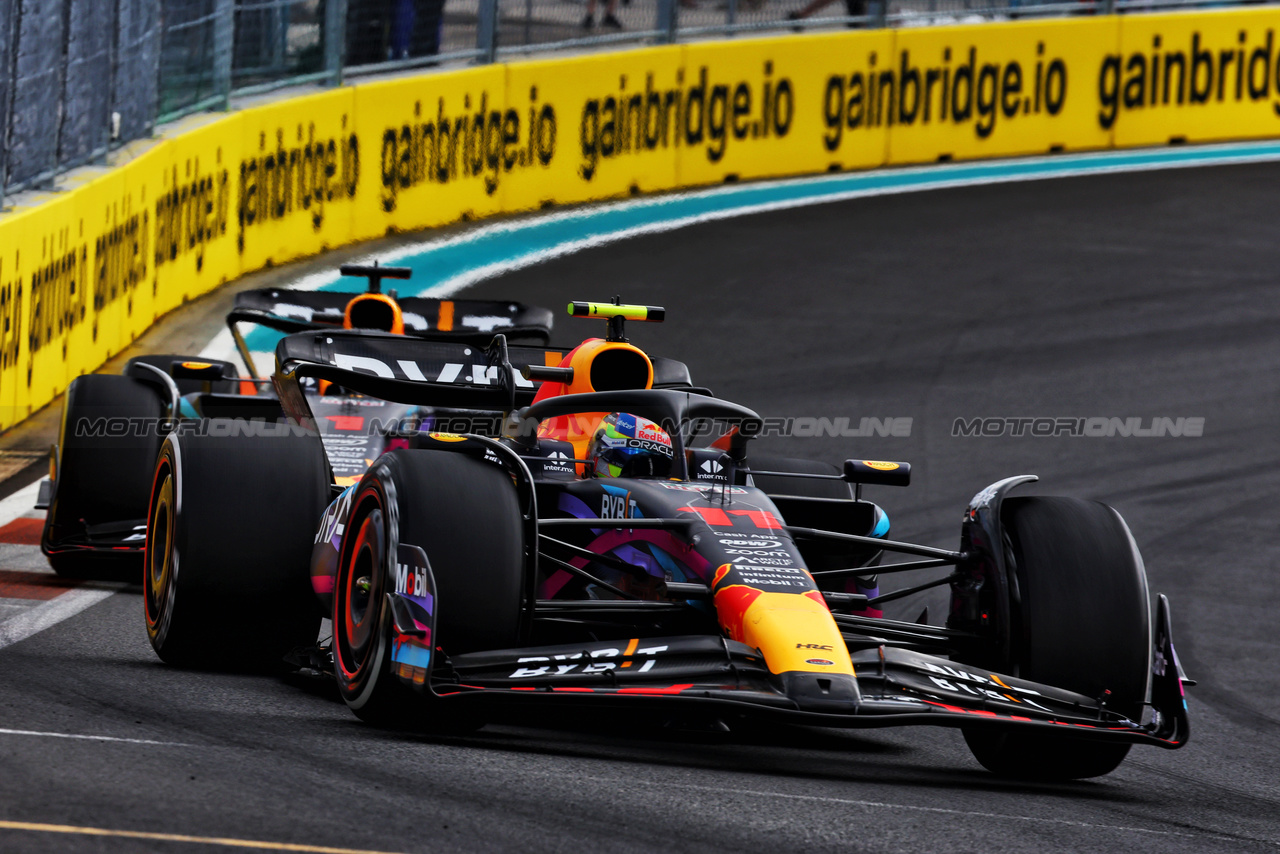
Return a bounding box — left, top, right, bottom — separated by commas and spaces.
142, 301, 1192, 780
39, 264, 554, 574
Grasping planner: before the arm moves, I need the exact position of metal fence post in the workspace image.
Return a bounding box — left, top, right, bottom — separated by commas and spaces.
0, 0, 16, 201
9, 0, 64, 190
109, 0, 121, 149
656, 0, 678, 44
213, 0, 234, 109
325, 0, 348, 86
476, 0, 498, 64
58, 0, 115, 172
1101, 0, 1116, 14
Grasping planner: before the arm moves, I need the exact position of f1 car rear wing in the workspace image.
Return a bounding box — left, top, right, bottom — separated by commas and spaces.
273, 327, 699, 419
274, 329, 569, 419
228, 287, 554, 366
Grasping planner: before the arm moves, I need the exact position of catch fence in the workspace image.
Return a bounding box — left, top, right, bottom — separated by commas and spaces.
0, 0, 1260, 202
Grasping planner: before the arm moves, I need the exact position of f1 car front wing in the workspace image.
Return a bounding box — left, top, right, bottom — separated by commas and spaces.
404, 595, 1189, 748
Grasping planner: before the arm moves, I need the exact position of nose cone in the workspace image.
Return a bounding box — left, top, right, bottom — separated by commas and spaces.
779, 671, 861, 713
712, 565, 859, 711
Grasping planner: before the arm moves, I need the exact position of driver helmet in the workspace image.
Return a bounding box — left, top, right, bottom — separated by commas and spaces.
586, 413, 674, 478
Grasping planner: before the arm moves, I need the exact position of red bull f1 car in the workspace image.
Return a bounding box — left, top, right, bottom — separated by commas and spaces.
142, 300, 1192, 780
38, 264, 554, 574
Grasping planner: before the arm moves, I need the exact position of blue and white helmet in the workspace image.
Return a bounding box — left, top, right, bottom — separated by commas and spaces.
587, 412, 674, 478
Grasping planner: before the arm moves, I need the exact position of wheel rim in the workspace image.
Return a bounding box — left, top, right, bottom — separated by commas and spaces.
335, 498, 385, 684
144, 462, 176, 638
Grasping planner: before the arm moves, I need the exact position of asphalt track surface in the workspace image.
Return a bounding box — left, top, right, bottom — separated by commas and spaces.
2, 162, 1280, 853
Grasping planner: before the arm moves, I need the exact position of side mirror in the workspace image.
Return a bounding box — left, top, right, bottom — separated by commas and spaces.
170, 360, 230, 382
522, 365, 574, 383
843, 459, 911, 487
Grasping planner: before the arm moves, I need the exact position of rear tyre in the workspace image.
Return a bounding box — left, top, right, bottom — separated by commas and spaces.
962, 496, 1151, 780
334, 450, 524, 729
43, 374, 166, 577
144, 422, 329, 670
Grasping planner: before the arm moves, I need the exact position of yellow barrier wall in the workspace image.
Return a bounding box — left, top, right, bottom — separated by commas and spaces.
1112, 9, 1280, 146
887, 19, 1118, 163
1, 7, 1277, 430
354, 67, 508, 237
505, 48, 684, 208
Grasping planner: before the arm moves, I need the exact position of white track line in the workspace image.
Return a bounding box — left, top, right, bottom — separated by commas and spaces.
0, 479, 42, 528
0, 728, 190, 747
0, 474, 121, 652
0, 587, 118, 651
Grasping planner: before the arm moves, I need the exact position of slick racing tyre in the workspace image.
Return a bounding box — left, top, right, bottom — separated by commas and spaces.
963, 496, 1151, 780
334, 450, 524, 729
43, 374, 166, 577
144, 421, 329, 670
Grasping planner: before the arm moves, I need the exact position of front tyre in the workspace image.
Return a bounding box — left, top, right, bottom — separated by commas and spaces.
963, 496, 1151, 780
334, 449, 525, 728
43, 374, 166, 577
